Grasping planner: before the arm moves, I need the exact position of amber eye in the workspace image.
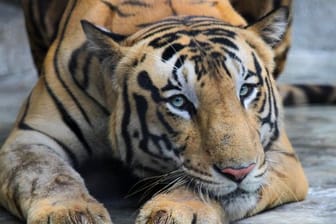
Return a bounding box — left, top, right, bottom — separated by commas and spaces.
239, 84, 254, 98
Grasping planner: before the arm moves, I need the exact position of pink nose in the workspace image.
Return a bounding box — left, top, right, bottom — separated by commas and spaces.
219, 163, 255, 182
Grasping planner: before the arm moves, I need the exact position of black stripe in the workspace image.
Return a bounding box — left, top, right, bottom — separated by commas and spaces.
268, 79, 280, 144
167, 0, 177, 15
161, 43, 185, 62
136, 17, 181, 30
82, 20, 127, 42
210, 37, 238, 50
133, 94, 173, 161
12, 183, 24, 219
149, 31, 185, 49
68, 44, 109, 115
251, 53, 263, 84
121, 82, 133, 164
121, 0, 151, 7
161, 79, 182, 92
221, 58, 232, 78
137, 71, 162, 103
172, 55, 186, 87
53, 0, 94, 126
45, 79, 93, 156
18, 123, 79, 168
4, 166, 23, 219
191, 213, 198, 224
82, 52, 93, 89
262, 78, 279, 149
258, 91, 267, 114
18, 92, 32, 125
189, 20, 236, 30
141, 25, 179, 41
262, 79, 273, 121
157, 110, 178, 136
254, 169, 267, 178
17, 90, 79, 167
270, 80, 279, 120
101, 0, 135, 17
203, 28, 236, 38
258, 157, 267, 170
68, 44, 80, 78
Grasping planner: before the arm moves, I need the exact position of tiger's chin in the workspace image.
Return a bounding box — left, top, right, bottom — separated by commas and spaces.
219, 189, 259, 221
188, 179, 261, 221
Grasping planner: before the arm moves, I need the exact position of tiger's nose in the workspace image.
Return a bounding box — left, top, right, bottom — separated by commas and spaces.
214, 163, 255, 183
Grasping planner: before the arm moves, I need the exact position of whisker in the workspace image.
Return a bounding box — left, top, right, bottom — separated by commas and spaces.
273, 176, 299, 202
126, 169, 183, 198
158, 175, 188, 196
126, 169, 187, 203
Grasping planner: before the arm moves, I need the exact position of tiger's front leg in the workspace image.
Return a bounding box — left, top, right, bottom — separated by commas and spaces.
0, 143, 111, 224
136, 187, 226, 224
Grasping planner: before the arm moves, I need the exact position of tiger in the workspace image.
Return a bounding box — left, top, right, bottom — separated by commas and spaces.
0, 0, 311, 223
22, 0, 336, 106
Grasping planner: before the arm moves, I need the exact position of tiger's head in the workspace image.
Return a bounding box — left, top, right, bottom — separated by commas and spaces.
82, 7, 288, 218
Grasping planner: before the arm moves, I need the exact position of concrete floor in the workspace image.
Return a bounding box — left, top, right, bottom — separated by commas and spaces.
0, 1, 335, 223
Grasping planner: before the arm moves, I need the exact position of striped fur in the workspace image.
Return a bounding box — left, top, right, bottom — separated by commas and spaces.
23, 0, 292, 79
22, 0, 68, 74
1, 1, 309, 223
24, 0, 336, 107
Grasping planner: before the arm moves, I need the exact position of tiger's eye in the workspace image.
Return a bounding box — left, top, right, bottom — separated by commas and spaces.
170, 95, 185, 108
239, 85, 250, 97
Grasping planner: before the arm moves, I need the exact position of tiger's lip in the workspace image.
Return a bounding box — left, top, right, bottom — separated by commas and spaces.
184, 175, 255, 200
182, 164, 221, 184
181, 165, 262, 199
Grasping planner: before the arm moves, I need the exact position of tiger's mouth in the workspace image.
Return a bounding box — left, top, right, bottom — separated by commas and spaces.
181, 164, 263, 202
133, 164, 262, 204
185, 174, 258, 200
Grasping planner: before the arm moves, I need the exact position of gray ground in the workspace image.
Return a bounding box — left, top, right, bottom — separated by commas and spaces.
0, 1, 335, 223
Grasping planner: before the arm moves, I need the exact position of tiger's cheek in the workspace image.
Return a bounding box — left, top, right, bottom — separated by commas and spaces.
176, 125, 211, 167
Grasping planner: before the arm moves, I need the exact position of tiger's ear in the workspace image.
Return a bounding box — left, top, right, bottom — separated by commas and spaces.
81, 20, 127, 58
246, 7, 289, 47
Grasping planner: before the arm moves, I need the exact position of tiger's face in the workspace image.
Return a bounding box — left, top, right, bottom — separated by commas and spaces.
83, 8, 287, 216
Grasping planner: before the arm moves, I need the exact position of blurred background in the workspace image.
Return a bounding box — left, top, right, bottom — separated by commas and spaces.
0, 1, 335, 223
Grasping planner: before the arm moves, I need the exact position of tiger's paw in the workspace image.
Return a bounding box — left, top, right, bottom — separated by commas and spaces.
135, 190, 226, 224
27, 196, 112, 224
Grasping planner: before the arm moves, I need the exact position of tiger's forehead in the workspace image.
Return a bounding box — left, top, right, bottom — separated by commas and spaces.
130, 16, 240, 44
124, 16, 263, 96
130, 18, 256, 79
